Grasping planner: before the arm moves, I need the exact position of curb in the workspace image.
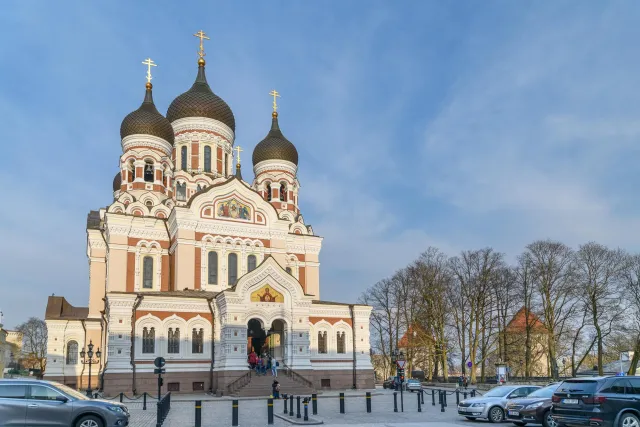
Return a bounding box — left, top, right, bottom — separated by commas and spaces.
274, 413, 323, 425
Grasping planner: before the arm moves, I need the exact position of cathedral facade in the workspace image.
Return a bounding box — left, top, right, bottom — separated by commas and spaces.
44, 39, 373, 395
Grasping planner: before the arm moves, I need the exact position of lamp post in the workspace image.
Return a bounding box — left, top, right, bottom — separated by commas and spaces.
397, 350, 405, 412
80, 340, 101, 397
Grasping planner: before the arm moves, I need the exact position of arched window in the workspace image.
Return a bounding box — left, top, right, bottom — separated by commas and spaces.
280, 182, 287, 201
285, 267, 292, 275
247, 255, 257, 272
145, 200, 153, 209
337, 331, 346, 354
181, 146, 188, 170
144, 161, 154, 182
196, 184, 202, 192
228, 253, 238, 285
66, 341, 78, 365
208, 252, 218, 285
204, 146, 212, 173
176, 182, 187, 201
224, 154, 228, 176
168, 328, 180, 354
266, 183, 272, 201
192, 328, 204, 354
142, 256, 153, 289
142, 327, 155, 353
318, 331, 328, 354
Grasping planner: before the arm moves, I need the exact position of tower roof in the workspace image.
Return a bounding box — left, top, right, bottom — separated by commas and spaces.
166, 61, 235, 131
120, 83, 175, 144
252, 113, 298, 166
112, 171, 122, 191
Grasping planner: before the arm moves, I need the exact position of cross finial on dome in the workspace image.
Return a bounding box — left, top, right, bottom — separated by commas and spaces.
194, 30, 210, 64
269, 89, 280, 117
142, 57, 157, 87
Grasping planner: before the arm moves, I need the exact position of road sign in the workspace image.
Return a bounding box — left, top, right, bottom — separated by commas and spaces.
467, 361, 472, 368
396, 360, 406, 369
154, 357, 166, 368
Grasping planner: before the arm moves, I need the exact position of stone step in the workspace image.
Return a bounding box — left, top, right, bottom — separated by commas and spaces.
231, 372, 315, 397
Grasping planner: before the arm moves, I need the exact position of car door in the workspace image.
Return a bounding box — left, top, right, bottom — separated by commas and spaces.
0, 384, 27, 426
25, 385, 73, 427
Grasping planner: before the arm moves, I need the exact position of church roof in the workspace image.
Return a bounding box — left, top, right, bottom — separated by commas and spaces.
252, 113, 298, 166
110, 290, 219, 299
166, 62, 235, 131
45, 296, 89, 320
506, 307, 545, 332
120, 84, 175, 144
112, 172, 122, 192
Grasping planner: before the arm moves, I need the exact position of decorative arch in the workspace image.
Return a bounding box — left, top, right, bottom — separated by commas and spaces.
134, 240, 163, 291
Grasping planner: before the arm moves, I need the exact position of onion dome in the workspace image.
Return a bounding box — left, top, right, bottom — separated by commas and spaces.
166, 60, 235, 131
252, 113, 298, 166
120, 83, 175, 144
112, 172, 122, 191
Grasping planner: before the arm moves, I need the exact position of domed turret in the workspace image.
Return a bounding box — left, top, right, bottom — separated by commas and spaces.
112, 172, 122, 192
166, 60, 235, 131
252, 112, 298, 166
120, 83, 175, 144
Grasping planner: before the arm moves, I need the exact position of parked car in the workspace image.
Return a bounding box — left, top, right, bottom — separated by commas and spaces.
505, 382, 560, 427
406, 379, 422, 392
551, 376, 640, 427
457, 384, 541, 423
382, 376, 406, 390
0, 378, 130, 427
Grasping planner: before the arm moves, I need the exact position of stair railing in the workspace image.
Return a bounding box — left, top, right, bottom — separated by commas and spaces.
226, 370, 252, 395
281, 362, 314, 389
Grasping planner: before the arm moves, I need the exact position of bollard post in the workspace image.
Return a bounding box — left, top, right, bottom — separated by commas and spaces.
366, 391, 371, 413
432, 389, 435, 406
232, 399, 239, 426
471, 389, 476, 398
297, 396, 301, 419
417, 391, 422, 412
339, 392, 345, 414
195, 400, 202, 427
119, 392, 123, 403
304, 398, 309, 421
289, 395, 294, 417
464, 391, 468, 399
456, 390, 460, 405
440, 391, 445, 413
143, 392, 147, 411
438, 390, 442, 405
312, 393, 318, 415
393, 392, 398, 412
420, 389, 424, 405
444, 390, 447, 407
284, 394, 288, 414
267, 398, 274, 425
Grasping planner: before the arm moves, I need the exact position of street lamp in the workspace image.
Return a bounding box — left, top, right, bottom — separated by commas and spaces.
80, 340, 101, 397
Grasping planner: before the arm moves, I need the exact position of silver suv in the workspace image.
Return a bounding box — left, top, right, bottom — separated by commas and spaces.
0, 379, 129, 427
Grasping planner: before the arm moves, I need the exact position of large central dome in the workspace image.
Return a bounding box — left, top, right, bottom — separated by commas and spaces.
166, 61, 235, 131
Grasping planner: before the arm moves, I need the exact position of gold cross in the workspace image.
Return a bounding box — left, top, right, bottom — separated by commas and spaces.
269, 89, 280, 113
194, 30, 210, 59
141, 58, 157, 84
234, 145, 243, 165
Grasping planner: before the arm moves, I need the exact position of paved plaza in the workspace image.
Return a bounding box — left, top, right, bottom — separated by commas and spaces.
127, 388, 492, 427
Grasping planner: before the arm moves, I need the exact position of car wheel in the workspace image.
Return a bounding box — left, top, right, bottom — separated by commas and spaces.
465, 416, 477, 421
488, 406, 504, 423
542, 410, 557, 427
75, 415, 104, 427
620, 412, 640, 427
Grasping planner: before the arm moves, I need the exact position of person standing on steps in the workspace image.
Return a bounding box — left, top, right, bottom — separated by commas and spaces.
272, 357, 278, 377
272, 380, 280, 399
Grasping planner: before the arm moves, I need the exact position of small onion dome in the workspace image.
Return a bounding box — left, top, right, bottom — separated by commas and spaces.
113, 171, 122, 191
252, 113, 298, 166
166, 61, 235, 131
120, 83, 175, 144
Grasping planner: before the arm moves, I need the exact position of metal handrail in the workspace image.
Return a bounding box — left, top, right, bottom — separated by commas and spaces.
156, 392, 171, 426
226, 370, 252, 394
281, 362, 314, 389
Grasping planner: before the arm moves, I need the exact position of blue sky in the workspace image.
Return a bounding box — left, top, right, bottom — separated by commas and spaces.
1, 1, 640, 327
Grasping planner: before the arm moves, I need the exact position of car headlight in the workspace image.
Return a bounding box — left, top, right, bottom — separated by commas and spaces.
470, 403, 486, 407
525, 402, 544, 409
107, 406, 126, 414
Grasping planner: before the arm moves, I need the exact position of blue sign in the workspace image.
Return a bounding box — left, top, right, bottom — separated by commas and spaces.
467, 361, 473, 368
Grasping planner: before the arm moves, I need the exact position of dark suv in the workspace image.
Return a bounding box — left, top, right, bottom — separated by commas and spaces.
551, 376, 640, 427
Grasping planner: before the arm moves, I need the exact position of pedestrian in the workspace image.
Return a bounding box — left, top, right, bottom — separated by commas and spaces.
256, 356, 262, 375
272, 380, 280, 399
261, 355, 268, 375
271, 357, 278, 377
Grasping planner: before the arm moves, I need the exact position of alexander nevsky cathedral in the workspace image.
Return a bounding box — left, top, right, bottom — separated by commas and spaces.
44, 32, 373, 395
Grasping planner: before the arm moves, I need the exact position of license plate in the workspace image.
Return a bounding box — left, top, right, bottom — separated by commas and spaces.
563, 399, 579, 404
508, 410, 520, 416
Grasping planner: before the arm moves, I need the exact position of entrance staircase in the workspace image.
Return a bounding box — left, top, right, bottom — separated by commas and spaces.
227, 365, 315, 397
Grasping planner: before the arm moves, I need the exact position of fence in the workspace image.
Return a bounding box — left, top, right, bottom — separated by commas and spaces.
94, 391, 171, 426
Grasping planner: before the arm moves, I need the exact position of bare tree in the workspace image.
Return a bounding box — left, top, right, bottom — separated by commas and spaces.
15, 317, 47, 374
621, 254, 640, 375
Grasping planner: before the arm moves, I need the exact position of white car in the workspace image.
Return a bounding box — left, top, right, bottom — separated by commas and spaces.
406, 379, 422, 392
457, 385, 540, 422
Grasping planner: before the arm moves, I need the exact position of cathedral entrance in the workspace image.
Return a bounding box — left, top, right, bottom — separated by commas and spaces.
246, 318, 287, 361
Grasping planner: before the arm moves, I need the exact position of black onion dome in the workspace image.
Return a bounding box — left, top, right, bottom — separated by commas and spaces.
252, 114, 298, 166
166, 63, 235, 131
113, 172, 122, 191
120, 84, 175, 144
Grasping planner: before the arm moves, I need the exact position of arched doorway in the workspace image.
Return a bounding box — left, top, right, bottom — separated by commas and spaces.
247, 319, 267, 354
246, 318, 287, 360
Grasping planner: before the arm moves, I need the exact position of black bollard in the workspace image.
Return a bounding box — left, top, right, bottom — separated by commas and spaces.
456, 390, 460, 405
289, 395, 294, 417
440, 392, 445, 413
471, 389, 476, 398
417, 391, 422, 412
268, 398, 274, 425
393, 392, 398, 412
312, 393, 318, 415
432, 389, 435, 406
339, 392, 345, 414
366, 391, 371, 413
464, 391, 468, 399
143, 392, 147, 410
438, 390, 442, 405
297, 396, 301, 419
119, 392, 123, 403
304, 398, 309, 421
444, 390, 447, 407
284, 394, 288, 414
232, 400, 239, 426
195, 400, 202, 427
420, 389, 424, 405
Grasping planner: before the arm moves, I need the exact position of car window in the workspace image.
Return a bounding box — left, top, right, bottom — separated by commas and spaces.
527, 384, 558, 398
629, 378, 640, 395
509, 387, 529, 398
30, 385, 63, 400
485, 386, 515, 397
557, 380, 599, 393
0, 384, 27, 399
601, 379, 631, 395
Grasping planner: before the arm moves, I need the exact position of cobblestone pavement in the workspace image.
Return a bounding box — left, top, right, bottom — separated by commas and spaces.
128, 388, 488, 426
